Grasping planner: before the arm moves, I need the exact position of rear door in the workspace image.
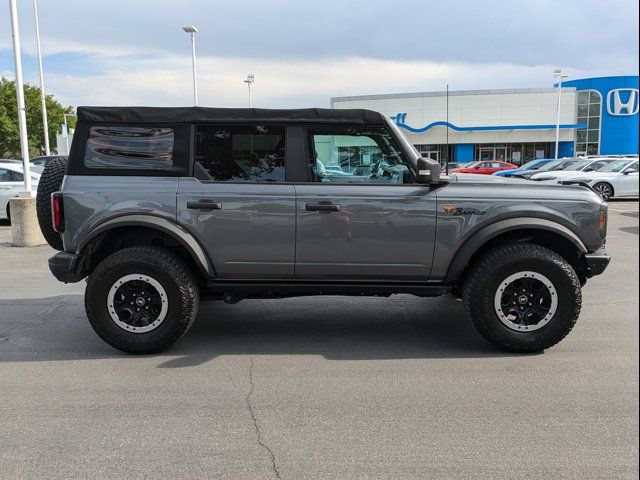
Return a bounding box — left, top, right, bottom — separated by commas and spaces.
177, 124, 296, 279
293, 125, 437, 280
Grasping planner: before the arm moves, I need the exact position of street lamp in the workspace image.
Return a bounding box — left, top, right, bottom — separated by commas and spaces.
33, 0, 50, 156
244, 74, 255, 107
9, 0, 32, 194
554, 68, 569, 160
182, 26, 198, 106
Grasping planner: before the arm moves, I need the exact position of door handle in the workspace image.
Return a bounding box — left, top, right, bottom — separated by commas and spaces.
187, 200, 222, 210
305, 203, 341, 212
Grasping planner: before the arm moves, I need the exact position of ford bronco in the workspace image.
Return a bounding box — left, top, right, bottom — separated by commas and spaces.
37, 106, 610, 354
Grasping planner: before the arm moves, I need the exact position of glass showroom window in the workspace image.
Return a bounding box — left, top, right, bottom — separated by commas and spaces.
575, 90, 601, 156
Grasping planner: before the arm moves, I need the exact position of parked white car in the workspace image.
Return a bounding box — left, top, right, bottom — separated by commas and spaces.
562, 159, 639, 201
530, 158, 617, 183
0, 162, 42, 220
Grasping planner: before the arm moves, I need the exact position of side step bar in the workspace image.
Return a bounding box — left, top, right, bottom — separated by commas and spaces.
204, 280, 452, 302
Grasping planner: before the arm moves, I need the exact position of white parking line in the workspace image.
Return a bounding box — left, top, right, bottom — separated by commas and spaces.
609, 208, 639, 214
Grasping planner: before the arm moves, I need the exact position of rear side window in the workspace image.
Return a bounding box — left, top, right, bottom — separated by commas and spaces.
84, 126, 174, 170
195, 125, 285, 182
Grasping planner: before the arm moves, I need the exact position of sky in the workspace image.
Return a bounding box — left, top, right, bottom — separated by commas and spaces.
1, 0, 638, 109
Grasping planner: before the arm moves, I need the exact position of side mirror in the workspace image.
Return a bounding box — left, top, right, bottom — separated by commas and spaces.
416, 157, 441, 184
585, 167, 594, 172
623, 168, 638, 175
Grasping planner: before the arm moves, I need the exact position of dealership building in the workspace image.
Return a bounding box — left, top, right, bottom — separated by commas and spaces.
331, 75, 639, 165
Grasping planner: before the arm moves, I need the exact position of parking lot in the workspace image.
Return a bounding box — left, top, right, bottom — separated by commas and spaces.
0, 200, 638, 479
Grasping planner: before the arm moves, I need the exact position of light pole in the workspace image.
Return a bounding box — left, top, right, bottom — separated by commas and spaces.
554, 68, 569, 160
244, 74, 255, 107
182, 26, 198, 106
9, 0, 32, 194
33, 0, 50, 156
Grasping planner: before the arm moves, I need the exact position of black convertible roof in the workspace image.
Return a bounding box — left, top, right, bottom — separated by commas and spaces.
76, 106, 386, 125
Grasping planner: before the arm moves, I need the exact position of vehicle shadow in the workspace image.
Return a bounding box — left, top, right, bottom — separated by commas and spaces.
0, 294, 532, 365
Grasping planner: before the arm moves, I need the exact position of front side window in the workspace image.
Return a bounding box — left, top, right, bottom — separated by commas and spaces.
195, 125, 285, 182
307, 126, 412, 184
84, 126, 174, 170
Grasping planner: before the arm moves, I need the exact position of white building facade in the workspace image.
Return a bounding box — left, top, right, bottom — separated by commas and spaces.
331, 76, 639, 165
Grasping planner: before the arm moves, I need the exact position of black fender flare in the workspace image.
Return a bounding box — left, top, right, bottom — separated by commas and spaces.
76, 214, 214, 277
444, 217, 588, 282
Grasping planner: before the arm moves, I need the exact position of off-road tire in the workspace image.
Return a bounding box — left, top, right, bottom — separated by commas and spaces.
36, 156, 68, 250
85, 246, 200, 354
462, 242, 581, 353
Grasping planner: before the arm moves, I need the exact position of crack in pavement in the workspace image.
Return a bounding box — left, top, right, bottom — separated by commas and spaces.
245, 355, 281, 479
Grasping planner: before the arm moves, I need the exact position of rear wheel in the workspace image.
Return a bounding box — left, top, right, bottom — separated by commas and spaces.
85, 246, 200, 354
592, 182, 614, 201
463, 243, 581, 353
36, 156, 68, 250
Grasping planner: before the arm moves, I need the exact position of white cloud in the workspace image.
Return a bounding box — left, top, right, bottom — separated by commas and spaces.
35, 53, 613, 109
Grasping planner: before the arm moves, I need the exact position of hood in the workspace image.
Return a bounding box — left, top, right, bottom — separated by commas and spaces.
450, 173, 530, 184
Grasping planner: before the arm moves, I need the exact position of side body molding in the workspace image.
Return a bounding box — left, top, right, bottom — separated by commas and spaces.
76, 214, 214, 277
443, 217, 588, 282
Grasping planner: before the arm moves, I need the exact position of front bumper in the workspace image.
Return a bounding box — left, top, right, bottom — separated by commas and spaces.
583, 247, 610, 277
48, 251, 85, 283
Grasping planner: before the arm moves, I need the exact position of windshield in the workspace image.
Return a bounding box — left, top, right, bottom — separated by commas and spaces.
385, 117, 420, 162
519, 160, 542, 170
599, 160, 634, 172
537, 160, 567, 172
564, 160, 592, 171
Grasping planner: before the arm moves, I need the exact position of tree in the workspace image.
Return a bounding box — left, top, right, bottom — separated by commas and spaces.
0, 77, 75, 158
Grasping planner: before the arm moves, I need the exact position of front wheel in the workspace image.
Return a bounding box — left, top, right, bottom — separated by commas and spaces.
463, 243, 581, 353
592, 182, 614, 201
85, 246, 199, 354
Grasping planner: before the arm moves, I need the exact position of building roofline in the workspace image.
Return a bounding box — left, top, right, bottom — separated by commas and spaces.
331, 87, 577, 103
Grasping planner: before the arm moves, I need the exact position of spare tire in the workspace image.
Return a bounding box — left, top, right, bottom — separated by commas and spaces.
36, 156, 68, 251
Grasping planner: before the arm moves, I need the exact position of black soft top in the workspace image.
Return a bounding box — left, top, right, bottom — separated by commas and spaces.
76, 106, 385, 125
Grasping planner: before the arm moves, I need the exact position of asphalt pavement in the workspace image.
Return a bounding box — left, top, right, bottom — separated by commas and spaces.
0, 201, 638, 479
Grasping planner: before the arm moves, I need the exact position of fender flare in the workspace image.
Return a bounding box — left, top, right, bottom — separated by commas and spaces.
444, 217, 588, 282
76, 214, 214, 277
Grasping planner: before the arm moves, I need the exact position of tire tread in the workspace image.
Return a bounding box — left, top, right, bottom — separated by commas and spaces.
85, 245, 199, 354
463, 242, 581, 353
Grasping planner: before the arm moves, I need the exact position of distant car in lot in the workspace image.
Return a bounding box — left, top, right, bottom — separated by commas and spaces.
30, 155, 67, 167
0, 161, 41, 221
530, 158, 618, 182
511, 159, 578, 179
493, 158, 555, 177
0, 156, 67, 167
450, 160, 517, 175
440, 162, 460, 172
562, 159, 639, 201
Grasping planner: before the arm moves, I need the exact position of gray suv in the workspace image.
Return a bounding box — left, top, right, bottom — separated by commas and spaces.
38, 106, 610, 354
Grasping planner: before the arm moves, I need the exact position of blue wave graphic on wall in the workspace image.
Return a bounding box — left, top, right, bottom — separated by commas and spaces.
390, 113, 585, 133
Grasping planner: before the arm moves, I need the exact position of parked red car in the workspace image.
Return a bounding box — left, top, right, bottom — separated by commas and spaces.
451, 161, 518, 175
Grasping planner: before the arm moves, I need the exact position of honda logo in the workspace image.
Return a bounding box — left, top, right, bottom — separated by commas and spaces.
606, 89, 639, 116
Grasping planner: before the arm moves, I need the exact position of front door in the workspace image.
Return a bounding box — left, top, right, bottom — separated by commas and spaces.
479, 148, 494, 161
495, 148, 507, 161
177, 124, 296, 279
295, 125, 437, 280
618, 161, 639, 196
